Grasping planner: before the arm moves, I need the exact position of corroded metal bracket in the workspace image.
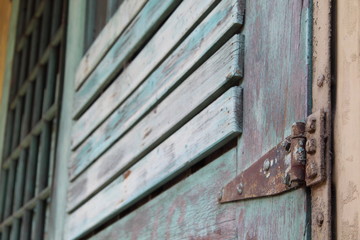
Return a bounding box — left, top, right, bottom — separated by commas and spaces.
219, 110, 326, 203
305, 109, 326, 186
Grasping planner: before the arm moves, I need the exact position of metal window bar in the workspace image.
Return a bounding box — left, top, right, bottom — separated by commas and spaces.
0, 0, 65, 239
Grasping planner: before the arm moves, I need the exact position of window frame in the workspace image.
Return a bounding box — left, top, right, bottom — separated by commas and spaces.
0, 0, 68, 239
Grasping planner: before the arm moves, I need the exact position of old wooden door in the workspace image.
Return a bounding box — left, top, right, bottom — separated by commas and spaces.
60, 0, 332, 239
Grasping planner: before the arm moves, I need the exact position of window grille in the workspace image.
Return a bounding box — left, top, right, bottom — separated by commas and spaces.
0, 0, 65, 239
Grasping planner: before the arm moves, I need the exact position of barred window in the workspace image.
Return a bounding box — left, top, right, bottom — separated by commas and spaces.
0, 0, 65, 239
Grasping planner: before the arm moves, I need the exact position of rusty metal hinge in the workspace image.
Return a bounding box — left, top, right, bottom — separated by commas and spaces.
219, 109, 326, 203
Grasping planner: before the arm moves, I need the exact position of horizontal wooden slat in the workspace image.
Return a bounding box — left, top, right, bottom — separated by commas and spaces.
71, 0, 244, 152
72, 0, 181, 118
89, 144, 238, 240
67, 87, 242, 239
69, 0, 244, 203
68, 35, 243, 211
71, 0, 223, 149
88, 149, 309, 240
75, 0, 147, 90
68, 34, 244, 210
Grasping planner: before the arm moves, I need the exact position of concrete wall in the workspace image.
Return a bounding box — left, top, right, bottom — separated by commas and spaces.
0, 0, 12, 105
334, 0, 360, 239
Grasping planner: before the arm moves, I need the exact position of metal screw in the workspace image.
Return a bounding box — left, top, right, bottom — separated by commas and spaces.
306, 117, 316, 133
283, 173, 290, 186
263, 159, 270, 171
316, 212, 324, 227
317, 74, 325, 87
306, 161, 318, 179
217, 188, 224, 201
237, 183, 243, 195
306, 139, 317, 154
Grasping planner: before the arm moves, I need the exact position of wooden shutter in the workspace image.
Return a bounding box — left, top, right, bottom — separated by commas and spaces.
65, 0, 320, 239
67, 0, 245, 238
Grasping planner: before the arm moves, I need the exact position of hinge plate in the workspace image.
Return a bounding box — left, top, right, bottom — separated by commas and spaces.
305, 109, 326, 186
219, 110, 326, 203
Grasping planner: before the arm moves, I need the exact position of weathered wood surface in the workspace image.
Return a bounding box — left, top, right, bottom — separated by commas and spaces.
69, 0, 244, 179
67, 87, 242, 239
68, 35, 243, 210
69, 34, 244, 191
89, 145, 308, 240
72, 0, 181, 118
75, 0, 147, 90
71, 0, 231, 149
234, 0, 310, 239
89, 144, 239, 240
69, 70, 243, 210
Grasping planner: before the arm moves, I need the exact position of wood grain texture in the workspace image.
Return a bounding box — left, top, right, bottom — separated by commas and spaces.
75, 0, 147, 89
69, 0, 244, 179
72, 0, 181, 118
67, 87, 242, 239
69, 83, 242, 211
71, 0, 228, 149
235, 0, 310, 239
88, 147, 308, 240
89, 144, 239, 240
69, 33, 244, 190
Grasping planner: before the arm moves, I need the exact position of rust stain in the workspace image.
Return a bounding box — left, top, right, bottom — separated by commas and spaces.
124, 170, 132, 179
221, 137, 298, 203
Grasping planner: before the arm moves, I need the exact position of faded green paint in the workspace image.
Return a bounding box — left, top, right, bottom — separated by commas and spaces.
70, 0, 244, 179
72, 0, 222, 149
236, 0, 310, 239
73, 0, 181, 118
65, 0, 311, 239
90, 143, 239, 240
67, 87, 242, 239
